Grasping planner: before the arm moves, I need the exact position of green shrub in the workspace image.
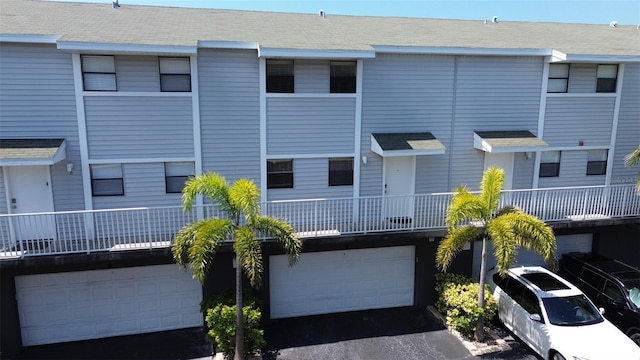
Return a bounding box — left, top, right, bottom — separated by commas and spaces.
435, 273, 497, 338
201, 290, 266, 360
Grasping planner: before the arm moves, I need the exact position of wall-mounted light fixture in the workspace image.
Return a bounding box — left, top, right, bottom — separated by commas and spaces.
66, 162, 74, 174
361, 156, 367, 165
524, 152, 532, 160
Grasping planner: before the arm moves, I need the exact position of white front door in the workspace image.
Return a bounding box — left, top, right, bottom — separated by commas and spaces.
484, 152, 514, 190
383, 156, 415, 219
5, 166, 56, 241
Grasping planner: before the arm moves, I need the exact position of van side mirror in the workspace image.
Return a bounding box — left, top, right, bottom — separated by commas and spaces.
529, 313, 542, 322
599, 307, 605, 315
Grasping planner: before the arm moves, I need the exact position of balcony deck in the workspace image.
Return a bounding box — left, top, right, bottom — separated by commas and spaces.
1, 185, 639, 260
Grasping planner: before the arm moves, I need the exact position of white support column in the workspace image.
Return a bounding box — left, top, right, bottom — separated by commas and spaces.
259, 57, 267, 204
71, 53, 95, 239
605, 64, 625, 187
190, 55, 204, 213
532, 58, 550, 189
352, 59, 364, 223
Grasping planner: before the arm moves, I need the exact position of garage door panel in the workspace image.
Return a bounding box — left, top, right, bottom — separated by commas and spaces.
16, 265, 203, 346
270, 246, 415, 319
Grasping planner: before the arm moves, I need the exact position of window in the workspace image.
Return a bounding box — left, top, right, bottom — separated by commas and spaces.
547, 64, 569, 93
330, 61, 357, 93
165, 162, 194, 193
539, 151, 561, 177
581, 268, 604, 291
90, 164, 124, 196
267, 159, 293, 189
328, 158, 354, 186
266, 60, 294, 93
82, 55, 117, 91
586, 149, 608, 175
596, 65, 617, 93
159, 57, 191, 92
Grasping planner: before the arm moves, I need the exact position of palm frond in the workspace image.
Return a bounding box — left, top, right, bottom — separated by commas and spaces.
487, 219, 517, 276
624, 147, 640, 167
181, 173, 233, 216
436, 225, 481, 271
234, 226, 263, 287
172, 218, 233, 284
495, 212, 557, 270
480, 167, 504, 215
229, 178, 261, 221
494, 205, 521, 218
252, 215, 301, 266
446, 187, 486, 230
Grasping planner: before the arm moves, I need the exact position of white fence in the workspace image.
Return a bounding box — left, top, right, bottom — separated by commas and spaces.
1, 185, 638, 259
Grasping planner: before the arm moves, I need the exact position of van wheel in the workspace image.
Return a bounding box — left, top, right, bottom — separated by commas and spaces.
630, 332, 640, 346
551, 351, 566, 360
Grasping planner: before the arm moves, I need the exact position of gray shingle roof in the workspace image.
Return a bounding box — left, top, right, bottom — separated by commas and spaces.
1, 0, 639, 57
0, 138, 65, 161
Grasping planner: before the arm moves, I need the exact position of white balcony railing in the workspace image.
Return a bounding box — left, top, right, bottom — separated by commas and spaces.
1, 184, 639, 259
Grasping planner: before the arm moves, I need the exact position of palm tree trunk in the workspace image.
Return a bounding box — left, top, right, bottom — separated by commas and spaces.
234, 256, 245, 360
475, 235, 487, 342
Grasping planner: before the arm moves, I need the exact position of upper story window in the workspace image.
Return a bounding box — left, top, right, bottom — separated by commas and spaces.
539, 150, 561, 177
330, 61, 357, 93
165, 162, 195, 193
328, 157, 354, 186
586, 149, 608, 175
266, 60, 294, 93
547, 64, 569, 93
267, 159, 294, 189
90, 164, 124, 196
596, 65, 618, 93
82, 55, 117, 91
159, 57, 191, 92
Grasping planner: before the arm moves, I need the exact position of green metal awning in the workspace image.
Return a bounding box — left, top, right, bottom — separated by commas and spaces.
371, 132, 445, 157
0, 139, 66, 166
473, 131, 548, 153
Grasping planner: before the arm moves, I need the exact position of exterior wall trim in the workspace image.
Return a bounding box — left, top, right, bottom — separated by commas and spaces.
83, 92, 192, 97
353, 59, 363, 199
0, 34, 60, 43
197, 41, 260, 50
373, 45, 552, 57
266, 153, 355, 160
190, 55, 203, 208
546, 93, 617, 98
259, 58, 267, 203
266, 93, 357, 99
533, 58, 551, 188
57, 41, 197, 55
258, 48, 376, 59
89, 158, 196, 165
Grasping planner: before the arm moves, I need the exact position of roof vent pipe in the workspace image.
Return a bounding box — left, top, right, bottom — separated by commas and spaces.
319, 9, 325, 19
609, 20, 618, 28
112, 0, 120, 8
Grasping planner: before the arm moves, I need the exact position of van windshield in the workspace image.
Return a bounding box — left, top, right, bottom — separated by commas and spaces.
542, 295, 604, 326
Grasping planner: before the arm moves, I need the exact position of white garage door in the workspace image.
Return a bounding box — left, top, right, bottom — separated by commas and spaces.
270, 246, 415, 319
15, 264, 203, 346
472, 233, 593, 278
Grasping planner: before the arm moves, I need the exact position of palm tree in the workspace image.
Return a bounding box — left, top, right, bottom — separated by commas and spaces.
172, 173, 301, 360
625, 146, 640, 192
436, 167, 556, 341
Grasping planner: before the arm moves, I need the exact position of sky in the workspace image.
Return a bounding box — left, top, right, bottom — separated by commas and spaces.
51, 0, 640, 25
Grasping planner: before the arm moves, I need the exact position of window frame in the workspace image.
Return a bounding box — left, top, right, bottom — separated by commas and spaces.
81, 55, 117, 91
159, 57, 192, 92
164, 161, 195, 194
266, 59, 294, 93
328, 157, 354, 186
330, 61, 357, 93
586, 149, 608, 176
547, 63, 570, 93
539, 150, 561, 178
90, 164, 124, 196
596, 64, 618, 93
267, 159, 294, 189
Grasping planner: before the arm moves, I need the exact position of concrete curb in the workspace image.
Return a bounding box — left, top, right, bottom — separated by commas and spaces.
212, 352, 263, 360
426, 305, 512, 356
